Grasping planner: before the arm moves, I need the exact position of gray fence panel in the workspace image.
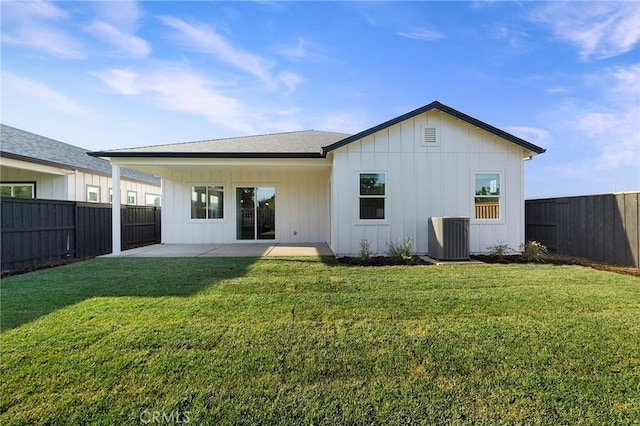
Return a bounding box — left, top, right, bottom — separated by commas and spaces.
526, 192, 639, 268
1, 198, 161, 274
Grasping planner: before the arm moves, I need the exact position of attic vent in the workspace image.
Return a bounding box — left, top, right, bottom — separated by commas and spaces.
423, 127, 437, 145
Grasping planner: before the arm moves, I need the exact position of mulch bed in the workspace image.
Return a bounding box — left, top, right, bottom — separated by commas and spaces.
337, 253, 639, 277
337, 256, 430, 266
472, 254, 640, 277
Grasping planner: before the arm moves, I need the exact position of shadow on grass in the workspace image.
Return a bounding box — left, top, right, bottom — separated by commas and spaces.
0, 257, 264, 332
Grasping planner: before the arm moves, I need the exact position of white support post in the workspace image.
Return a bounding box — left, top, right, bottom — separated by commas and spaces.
112, 164, 121, 255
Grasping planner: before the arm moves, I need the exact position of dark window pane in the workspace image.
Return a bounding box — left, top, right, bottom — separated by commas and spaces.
208, 187, 224, 219
191, 186, 207, 219
360, 198, 385, 220
360, 173, 385, 195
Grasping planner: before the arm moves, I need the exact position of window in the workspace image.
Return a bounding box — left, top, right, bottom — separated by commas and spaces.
109, 188, 113, 204
87, 185, 100, 203
145, 193, 161, 206
474, 173, 501, 219
1, 182, 35, 198
191, 186, 224, 219
127, 191, 137, 205
359, 173, 385, 220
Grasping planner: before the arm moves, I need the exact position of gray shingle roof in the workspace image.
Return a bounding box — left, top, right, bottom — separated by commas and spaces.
92, 130, 352, 158
0, 124, 160, 185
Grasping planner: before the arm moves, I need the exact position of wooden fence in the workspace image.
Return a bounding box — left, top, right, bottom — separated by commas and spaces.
525, 192, 639, 267
1, 197, 161, 273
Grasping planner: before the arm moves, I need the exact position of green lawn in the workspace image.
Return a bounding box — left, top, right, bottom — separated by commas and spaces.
1, 257, 639, 425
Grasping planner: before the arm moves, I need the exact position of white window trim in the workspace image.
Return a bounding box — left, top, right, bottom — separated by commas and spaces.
357, 171, 388, 224
189, 184, 226, 221
127, 190, 137, 205
471, 171, 505, 224
87, 185, 100, 203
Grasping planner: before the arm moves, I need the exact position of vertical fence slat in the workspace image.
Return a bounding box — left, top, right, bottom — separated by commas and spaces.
526, 192, 639, 267
1, 198, 161, 274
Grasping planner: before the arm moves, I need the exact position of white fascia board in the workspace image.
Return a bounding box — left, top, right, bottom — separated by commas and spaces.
108, 157, 332, 168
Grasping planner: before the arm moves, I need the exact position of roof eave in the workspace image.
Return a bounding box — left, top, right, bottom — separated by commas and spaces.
89, 151, 327, 159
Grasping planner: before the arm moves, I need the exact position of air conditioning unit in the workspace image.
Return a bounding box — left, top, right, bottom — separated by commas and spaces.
428, 217, 470, 260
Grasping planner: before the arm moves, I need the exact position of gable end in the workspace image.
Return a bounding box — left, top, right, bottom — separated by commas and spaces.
323, 101, 546, 155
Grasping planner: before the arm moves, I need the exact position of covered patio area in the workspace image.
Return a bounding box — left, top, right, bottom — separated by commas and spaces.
105, 243, 334, 258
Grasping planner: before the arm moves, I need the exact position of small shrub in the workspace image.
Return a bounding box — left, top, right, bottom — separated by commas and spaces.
359, 238, 373, 263
487, 242, 512, 260
387, 236, 413, 260
521, 240, 549, 263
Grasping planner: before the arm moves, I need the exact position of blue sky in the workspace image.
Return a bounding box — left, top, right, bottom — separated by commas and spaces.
1, 1, 638, 198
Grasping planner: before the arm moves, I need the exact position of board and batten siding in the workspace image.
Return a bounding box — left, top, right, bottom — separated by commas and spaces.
161, 168, 330, 244
1, 166, 67, 200
68, 171, 160, 205
1, 163, 160, 205
0, 158, 162, 206
329, 110, 528, 256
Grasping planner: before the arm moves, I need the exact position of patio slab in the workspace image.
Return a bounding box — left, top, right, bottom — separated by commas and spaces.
107, 243, 334, 258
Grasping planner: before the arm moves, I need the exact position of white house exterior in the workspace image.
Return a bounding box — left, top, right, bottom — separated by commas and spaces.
0, 124, 161, 205
92, 101, 545, 256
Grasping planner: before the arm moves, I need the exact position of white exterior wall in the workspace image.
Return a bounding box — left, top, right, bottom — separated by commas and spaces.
1, 159, 160, 205
67, 171, 161, 205
330, 110, 528, 256
1, 166, 67, 199
161, 167, 330, 244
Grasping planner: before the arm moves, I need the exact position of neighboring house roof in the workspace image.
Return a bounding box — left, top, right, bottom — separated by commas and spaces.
92, 130, 352, 159
90, 101, 545, 159
0, 124, 161, 185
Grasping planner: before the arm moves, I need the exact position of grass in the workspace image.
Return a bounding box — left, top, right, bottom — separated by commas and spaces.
1, 257, 639, 424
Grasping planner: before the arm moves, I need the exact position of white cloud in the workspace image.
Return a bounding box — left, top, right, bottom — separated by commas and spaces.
96, 66, 255, 134
547, 87, 569, 94
278, 72, 306, 94
86, 21, 150, 58
397, 28, 445, 41
531, 2, 640, 60
314, 110, 369, 134
2, 71, 95, 119
159, 16, 275, 85
276, 38, 310, 61
505, 126, 551, 145
89, 0, 143, 31
1, 0, 84, 58
569, 64, 640, 171
1, 0, 68, 21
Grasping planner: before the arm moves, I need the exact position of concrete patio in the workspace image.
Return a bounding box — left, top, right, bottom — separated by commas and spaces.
106, 243, 334, 258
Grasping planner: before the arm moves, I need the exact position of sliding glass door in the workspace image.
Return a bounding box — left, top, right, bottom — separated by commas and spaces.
236, 187, 275, 240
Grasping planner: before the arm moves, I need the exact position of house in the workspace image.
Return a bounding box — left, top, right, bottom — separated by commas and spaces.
91, 101, 545, 256
0, 124, 161, 206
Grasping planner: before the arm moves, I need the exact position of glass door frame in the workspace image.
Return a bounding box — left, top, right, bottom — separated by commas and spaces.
235, 185, 276, 241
